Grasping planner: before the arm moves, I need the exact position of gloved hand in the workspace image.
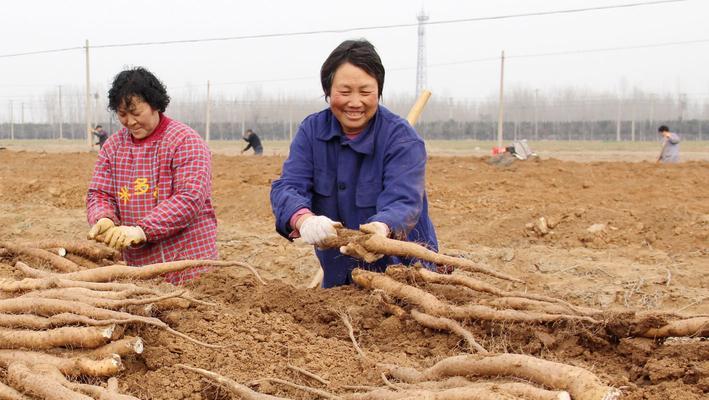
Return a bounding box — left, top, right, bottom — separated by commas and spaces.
340, 242, 383, 263
88, 218, 115, 240
339, 221, 390, 263
299, 215, 342, 247
360, 221, 390, 237
102, 225, 146, 250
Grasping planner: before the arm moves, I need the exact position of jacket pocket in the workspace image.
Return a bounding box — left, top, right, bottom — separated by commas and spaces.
356, 181, 381, 208
313, 170, 335, 197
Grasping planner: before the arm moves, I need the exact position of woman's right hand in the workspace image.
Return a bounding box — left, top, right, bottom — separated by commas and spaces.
87, 217, 115, 240
298, 215, 342, 246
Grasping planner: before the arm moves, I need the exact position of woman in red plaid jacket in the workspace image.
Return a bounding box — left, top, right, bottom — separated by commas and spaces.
86, 67, 218, 285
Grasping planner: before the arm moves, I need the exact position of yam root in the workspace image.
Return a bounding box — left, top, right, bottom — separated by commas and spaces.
0, 243, 80, 272
394, 379, 571, 400
178, 364, 290, 400
1, 271, 167, 294
19, 240, 119, 262
21, 287, 167, 301
0, 380, 31, 400
19, 289, 185, 310
287, 364, 330, 386
251, 378, 339, 400
321, 228, 521, 283
107, 377, 119, 392
35, 364, 140, 400
352, 269, 597, 324
638, 316, 709, 338
404, 267, 597, 316
345, 386, 517, 400
0, 312, 143, 330
6, 362, 93, 400
0, 297, 221, 348
0, 351, 123, 377
63, 254, 100, 270
0, 325, 114, 350
380, 353, 620, 400
409, 309, 487, 353
30, 259, 265, 284
76, 336, 144, 359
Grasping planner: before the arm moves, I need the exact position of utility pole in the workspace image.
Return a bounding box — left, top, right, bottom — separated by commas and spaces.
648, 94, 655, 142
85, 39, 92, 149
288, 102, 293, 142
20, 102, 24, 139
94, 92, 99, 129
205, 80, 211, 143
698, 119, 702, 141
415, 8, 429, 96
496, 50, 505, 149
58, 86, 63, 140
534, 89, 539, 141
630, 97, 636, 142
240, 101, 246, 137
616, 95, 622, 141
678, 93, 687, 122
9, 101, 14, 140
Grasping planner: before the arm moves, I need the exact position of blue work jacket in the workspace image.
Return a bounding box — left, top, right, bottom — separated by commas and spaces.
270, 105, 438, 287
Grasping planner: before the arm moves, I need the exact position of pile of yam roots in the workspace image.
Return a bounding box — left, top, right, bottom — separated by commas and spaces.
0, 230, 706, 400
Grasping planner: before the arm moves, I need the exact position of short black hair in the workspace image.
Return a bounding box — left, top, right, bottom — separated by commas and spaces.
320, 39, 385, 99
658, 125, 669, 132
95, 125, 102, 129
108, 67, 170, 113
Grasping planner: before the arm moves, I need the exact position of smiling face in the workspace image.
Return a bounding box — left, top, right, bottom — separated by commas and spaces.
329, 62, 379, 135
116, 96, 160, 139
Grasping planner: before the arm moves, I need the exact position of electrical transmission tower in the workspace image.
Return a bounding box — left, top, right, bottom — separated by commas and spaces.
415, 8, 429, 96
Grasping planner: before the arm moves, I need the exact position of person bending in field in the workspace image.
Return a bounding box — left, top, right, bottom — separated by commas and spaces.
86, 67, 218, 285
656, 125, 680, 163
270, 39, 439, 288
241, 129, 263, 155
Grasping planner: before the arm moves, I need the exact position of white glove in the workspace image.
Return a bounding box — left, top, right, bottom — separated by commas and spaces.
88, 218, 115, 240
299, 215, 342, 246
102, 225, 147, 250
360, 221, 390, 237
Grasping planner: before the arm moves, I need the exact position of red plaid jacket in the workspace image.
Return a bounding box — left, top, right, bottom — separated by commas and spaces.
87, 114, 218, 284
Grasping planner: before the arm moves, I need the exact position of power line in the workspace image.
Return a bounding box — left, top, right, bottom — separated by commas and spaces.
2, 35, 708, 92
92, 0, 690, 49
394, 37, 709, 69
0, 0, 689, 58
0, 46, 83, 59
509, 38, 709, 59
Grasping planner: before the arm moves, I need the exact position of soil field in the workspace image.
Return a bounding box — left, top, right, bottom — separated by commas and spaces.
0, 148, 707, 399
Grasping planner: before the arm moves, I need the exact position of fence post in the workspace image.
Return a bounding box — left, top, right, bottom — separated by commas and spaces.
496, 50, 505, 148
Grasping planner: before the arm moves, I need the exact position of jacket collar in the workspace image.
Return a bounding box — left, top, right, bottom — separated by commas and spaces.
317, 108, 379, 155
130, 113, 170, 145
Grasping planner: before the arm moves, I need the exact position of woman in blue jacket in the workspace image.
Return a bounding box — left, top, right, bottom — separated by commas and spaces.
270, 39, 438, 288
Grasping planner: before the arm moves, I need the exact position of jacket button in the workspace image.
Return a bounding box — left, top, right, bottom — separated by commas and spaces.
337, 182, 346, 191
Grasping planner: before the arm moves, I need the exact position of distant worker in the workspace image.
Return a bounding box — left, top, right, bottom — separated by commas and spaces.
241, 129, 263, 155
86, 67, 218, 285
92, 125, 109, 149
657, 125, 680, 163
270, 39, 438, 288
